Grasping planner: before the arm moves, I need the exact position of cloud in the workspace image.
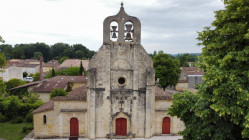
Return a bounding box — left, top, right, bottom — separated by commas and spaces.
0, 0, 224, 54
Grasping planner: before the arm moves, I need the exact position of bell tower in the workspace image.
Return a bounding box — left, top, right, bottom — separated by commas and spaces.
88, 3, 155, 139
103, 2, 141, 44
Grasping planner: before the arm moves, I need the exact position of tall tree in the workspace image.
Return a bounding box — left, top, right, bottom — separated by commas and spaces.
0, 36, 4, 43
51, 68, 56, 77
153, 52, 181, 89
0, 53, 7, 69
79, 61, 84, 76
33, 52, 43, 60
169, 0, 249, 139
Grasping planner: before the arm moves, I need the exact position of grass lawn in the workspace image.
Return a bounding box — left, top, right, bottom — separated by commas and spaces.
0, 122, 33, 140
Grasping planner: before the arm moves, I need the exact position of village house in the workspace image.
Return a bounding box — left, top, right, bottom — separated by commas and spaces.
59, 59, 89, 70
43, 60, 59, 72
176, 67, 204, 92
0, 65, 23, 81
10, 75, 87, 103
32, 3, 185, 139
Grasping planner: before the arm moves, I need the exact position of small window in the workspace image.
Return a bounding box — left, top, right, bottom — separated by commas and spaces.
43, 115, 47, 124
117, 77, 126, 86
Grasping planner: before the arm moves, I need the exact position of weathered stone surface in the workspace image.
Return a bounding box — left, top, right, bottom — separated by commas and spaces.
33, 3, 185, 139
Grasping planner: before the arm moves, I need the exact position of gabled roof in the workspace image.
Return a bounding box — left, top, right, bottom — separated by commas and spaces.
59, 59, 89, 69
31, 76, 87, 92
32, 85, 87, 114
155, 86, 172, 100
32, 100, 54, 114
53, 85, 87, 101
9, 80, 44, 91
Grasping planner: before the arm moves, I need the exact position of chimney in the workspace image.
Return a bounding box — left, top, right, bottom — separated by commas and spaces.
40, 56, 44, 81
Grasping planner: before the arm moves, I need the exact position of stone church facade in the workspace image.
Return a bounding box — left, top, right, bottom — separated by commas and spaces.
33, 3, 185, 139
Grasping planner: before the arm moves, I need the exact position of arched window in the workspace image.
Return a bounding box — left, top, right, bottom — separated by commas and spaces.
124, 21, 133, 42
43, 115, 47, 124
110, 21, 118, 42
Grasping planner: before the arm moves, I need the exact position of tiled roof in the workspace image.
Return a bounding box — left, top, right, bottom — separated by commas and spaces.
155, 86, 172, 100
15, 63, 40, 68
32, 100, 54, 114
25, 59, 40, 63
9, 80, 44, 91
187, 71, 204, 75
33, 85, 87, 114
53, 85, 87, 101
59, 59, 89, 69
43, 63, 59, 67
31, 76, 87, 92
7, 59, 40, 66
181, 67, 199, 72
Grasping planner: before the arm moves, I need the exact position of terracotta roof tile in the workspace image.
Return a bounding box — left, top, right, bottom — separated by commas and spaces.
32, 100, 54, 114
9, 80, 43, 91
181, 67, 199, 72
31, 76, 87, 92
187, 71, 204, 75
33, 85, 87, 114
16, 63, 40, 68
59, 59, 89, 69
155, 86, 172, 100
53, 85, 87, 101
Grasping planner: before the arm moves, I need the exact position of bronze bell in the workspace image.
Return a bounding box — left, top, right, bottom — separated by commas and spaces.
111, 26, 117, 32
112, 32, 117, 38
125, 33, 132, 40
125, 24, 132, 32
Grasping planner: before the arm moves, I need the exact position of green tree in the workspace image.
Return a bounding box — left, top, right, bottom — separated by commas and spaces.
51, 68, 56, 77
0, 80, 6, 97
0, 36, 4, 43
59, 56, 69, 64
0, 53, 7, 69
23, 72, 28, 78
33, 72, 40, 81
169, 0, 249, 139
51, 43, 71, 60
33, 52, 43, 60
5, 78, 26, 90
0, 44, 13, 60
153, 52, 181, 89
2, 96, 21, 120
79, 61, 84, 76
50, 88, 67, 99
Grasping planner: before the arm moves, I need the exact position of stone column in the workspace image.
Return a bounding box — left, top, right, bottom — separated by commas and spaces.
145, 68, 155, 138
88, 68, 97, 139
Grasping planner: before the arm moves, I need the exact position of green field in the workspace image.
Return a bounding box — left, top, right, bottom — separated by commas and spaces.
0, 122, 32, 140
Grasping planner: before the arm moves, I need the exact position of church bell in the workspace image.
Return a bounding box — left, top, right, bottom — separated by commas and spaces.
111, 26, 118, 39
125, 32, 132, 40
112, 32, 117, 38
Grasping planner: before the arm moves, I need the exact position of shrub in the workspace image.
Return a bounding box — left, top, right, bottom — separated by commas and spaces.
0, 113, 7, 122
3, 96, 21, 120
25, 109, 34, 123
11, 116, 24, 123
50, 88, 67, 99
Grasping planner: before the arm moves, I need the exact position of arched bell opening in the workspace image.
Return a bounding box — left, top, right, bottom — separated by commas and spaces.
124, 21, 133, 42
110, 21, 118, 42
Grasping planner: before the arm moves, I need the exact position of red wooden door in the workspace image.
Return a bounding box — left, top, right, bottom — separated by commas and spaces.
162, 117, 170, 134
116, 118, 127, 136
70, 118, 79, 137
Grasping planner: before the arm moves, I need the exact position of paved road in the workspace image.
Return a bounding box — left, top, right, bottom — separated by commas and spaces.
25, 136, 183, 140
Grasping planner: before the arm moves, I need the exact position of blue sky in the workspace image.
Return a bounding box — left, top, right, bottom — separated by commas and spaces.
0, 0, 224, 54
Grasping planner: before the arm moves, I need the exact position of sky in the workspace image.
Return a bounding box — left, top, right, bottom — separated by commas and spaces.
0, 0, 224, 54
